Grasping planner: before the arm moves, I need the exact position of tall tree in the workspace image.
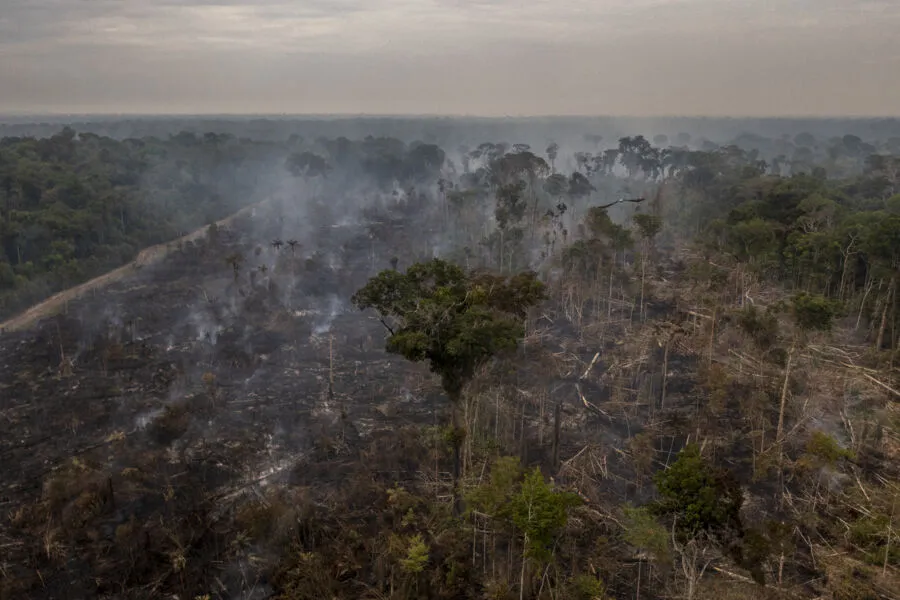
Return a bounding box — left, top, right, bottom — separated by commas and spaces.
352, 259, 545, 505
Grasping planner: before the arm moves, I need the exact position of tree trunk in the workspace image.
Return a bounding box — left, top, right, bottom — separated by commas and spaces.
640, 247, 646, 322
519, 534, 528, 600
708, 305, 717, 365
636, 558, 642, 600
661, 336, 672, 410
838, 246, 854, 301
875, 277, 896, 350
775, 341, 795, 461
552, 399, 561, 473
608, 255, 615, 321
451, 395, 465, 515
519, 400, 528, 464
857, 275, 876, 330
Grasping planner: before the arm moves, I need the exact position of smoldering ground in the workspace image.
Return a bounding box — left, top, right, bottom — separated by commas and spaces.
0, 132, 718, 599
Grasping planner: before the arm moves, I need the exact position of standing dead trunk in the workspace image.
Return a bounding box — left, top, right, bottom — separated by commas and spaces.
451, 395, 465, 515
838, 239, 856, 301
875, 277, 896, 350
608, 257, 615, 321
519, 400, 528, 464
639, 245, 647, 322
636, 558, 642, 600
775, 341, 796, 462
552, 399, 561, 473
857, 275, 876, 330
519, 533, 529, 600
661, 336, 672, 410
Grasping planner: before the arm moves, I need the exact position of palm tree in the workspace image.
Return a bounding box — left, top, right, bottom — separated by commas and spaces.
287, 239, 300, 255
271, 239, 284, 252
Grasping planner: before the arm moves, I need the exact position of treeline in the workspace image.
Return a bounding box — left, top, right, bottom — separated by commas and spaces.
4, 122, 900, 599
2, 124, 897, 327
0, 128, 288, 318
665, 144, 900, 349
0, 128, 447, 320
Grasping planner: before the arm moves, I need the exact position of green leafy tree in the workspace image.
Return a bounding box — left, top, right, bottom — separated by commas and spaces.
652, 444, 743, 541
623, 505, 671, 565
791, 292, 838, 332
399, 534, 429, 576
509, 467, 582, 598
623, 505, 671, 599
285, 151, 331, 179
466, 455, 522, 518
352, 259, 545, 491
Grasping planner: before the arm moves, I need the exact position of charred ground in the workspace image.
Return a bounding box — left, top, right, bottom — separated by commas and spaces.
1, 130, 899, 600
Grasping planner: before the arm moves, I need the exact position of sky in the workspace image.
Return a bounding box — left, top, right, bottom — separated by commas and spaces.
1, 0, 898, 117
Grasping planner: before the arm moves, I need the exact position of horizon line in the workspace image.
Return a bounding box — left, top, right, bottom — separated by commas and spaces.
2, 112, 899, 121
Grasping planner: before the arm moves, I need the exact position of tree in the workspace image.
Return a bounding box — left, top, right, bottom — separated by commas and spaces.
285, 151, 331, 179
225, 252, 244, 282
352, 259, 546, 498
493, 182, 528, 272
509, 468, 581, 599
791, 292, 838, 333
652, 444, 744, 599
546, 142, 559, 173
403, 142, 445, 182
567, 172, 595, 199
633, 213, 662, 321
618, 136, 658, 179
623, 505, 672, 599
652, 444, 743, 541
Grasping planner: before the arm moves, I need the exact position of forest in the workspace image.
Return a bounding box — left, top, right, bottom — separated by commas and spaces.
1, 119, 899, 600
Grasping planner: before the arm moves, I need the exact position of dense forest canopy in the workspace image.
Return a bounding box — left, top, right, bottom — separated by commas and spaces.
1, 117, 900, 600
2, 122, 897, 321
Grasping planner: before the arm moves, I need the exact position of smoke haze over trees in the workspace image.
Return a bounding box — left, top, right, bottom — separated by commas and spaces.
1, 114, 899, 600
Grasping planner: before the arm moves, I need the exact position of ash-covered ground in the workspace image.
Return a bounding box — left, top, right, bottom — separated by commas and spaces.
0, 192, 465, 596
0, 190, 629, 599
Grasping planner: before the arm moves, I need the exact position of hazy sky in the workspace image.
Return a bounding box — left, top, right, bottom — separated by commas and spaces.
1, 0, 898, 116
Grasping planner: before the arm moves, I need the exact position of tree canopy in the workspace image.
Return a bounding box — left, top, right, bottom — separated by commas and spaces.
351, 258, 545, 400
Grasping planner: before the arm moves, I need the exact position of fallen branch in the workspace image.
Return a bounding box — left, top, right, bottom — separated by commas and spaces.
575, 383, 610, 418
580, 352, 601, 380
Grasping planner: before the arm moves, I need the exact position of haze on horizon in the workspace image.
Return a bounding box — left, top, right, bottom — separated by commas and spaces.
1, 0, 898, 118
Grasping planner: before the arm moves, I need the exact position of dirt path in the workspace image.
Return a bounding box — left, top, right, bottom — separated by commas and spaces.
0, 199, 271, 334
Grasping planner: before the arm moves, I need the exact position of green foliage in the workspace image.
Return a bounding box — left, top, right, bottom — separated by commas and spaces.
285, 151, 331, 178
737, 304, 781, 350
632, 213, 662, 241
509, 468, 582, 561
622, 506, 671, 565
352, 259, 545, 399
465, 456, 521, 517
652, 444, 743, 540
399, 534, 429, 575
568, 573, 608, 600
729, 218, 778, 262
791, 292, 838, 332
804, 431, 855, 465
740, 526, 773, 584
849, 513, 900, 566
0, 130, 284, 318
494, 182, 528, 230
